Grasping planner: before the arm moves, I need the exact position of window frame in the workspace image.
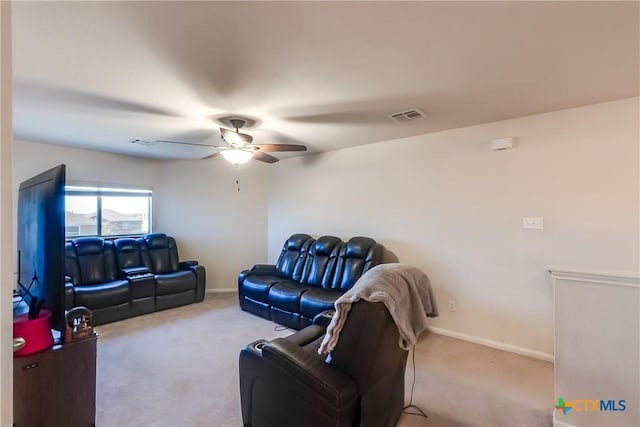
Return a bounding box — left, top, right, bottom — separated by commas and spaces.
65, 185, 152, 240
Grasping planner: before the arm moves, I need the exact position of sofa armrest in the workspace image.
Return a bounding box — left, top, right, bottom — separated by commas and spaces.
262, 338, 357, 406
249, 264, 276, 272
121, 266, 151, 277
187, 264, 206, 302
250, 264, 278, 274
238, 264, 279, 288
313, 310, 336, 328
285, 324, 327, 347
155, 260, 204, 302
179, 260, 199, 269
64, 282, 75, 310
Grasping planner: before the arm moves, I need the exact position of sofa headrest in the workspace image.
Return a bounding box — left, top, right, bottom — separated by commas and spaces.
344, 237, 377, 258
144, 233, 169, 249
73, 237, 106, 256
114, 238, 139, 253
285, 234, 312, 251
313, 236, 342, 256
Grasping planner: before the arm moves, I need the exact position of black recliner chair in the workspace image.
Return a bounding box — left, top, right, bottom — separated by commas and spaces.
139, 233, 206, 311
238, 233, 313, 320
267, 235, 343, 329
239, 301, 408, 427
65, 237, 131, 325
114, 237, 156, 317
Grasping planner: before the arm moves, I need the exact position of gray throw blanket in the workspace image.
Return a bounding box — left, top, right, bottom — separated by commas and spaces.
318, 263, 438, 355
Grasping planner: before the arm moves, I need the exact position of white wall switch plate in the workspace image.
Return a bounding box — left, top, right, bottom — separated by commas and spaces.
522, 217, 544, 229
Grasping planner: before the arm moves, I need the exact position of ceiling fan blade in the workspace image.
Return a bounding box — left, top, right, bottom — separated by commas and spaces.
252, 151, 279, 163
157, 139, 224, 148
253, 144, 307, 152
220, 127, 253, 144
201, 152, 221, 160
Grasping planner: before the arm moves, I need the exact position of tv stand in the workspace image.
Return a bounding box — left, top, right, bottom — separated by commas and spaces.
13, 334, 97, 426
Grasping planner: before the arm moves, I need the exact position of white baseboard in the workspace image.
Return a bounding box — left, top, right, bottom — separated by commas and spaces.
428, 326, 554, 363
206, 288, 237, 294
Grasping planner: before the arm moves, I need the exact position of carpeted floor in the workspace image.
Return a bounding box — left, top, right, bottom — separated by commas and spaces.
95, 293, 553, 427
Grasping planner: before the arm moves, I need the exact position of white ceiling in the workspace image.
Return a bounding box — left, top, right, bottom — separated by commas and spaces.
12, 1, 639, 161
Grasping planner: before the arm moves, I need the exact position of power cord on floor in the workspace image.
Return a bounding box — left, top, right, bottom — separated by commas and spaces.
403, 345, 428, 419
274, 325, 295, 332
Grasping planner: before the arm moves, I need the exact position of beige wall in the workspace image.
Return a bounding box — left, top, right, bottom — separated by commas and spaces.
0, 2, 12, 424
268, 98, 640, 356
154, 159, 270, 292
12, 140, 161, 190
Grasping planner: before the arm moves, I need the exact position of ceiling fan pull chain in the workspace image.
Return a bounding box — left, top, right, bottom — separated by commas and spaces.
236, 177, 240, 192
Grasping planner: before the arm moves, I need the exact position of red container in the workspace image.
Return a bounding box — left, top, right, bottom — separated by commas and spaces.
13, 310, 54, 357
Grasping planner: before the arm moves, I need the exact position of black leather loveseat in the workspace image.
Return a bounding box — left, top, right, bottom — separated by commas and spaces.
65, 233, 205, 325
238, 233, 384, 329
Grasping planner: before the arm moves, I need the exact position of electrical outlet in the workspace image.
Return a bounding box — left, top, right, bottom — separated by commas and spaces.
448, 300, 456, 312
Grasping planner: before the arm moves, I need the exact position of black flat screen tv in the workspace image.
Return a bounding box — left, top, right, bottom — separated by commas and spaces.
16, 164, 66, 336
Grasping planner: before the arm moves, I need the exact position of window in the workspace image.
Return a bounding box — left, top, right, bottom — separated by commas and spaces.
65, 185, 152, 239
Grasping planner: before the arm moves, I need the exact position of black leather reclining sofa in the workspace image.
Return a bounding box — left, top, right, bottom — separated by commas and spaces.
238, 233, 384, 329
65, 233, 206, 325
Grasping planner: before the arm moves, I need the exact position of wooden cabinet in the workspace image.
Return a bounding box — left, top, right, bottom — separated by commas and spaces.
13, 335, 97, 427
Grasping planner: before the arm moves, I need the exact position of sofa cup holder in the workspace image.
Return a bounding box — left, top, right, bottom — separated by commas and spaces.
248, 339, 268, 354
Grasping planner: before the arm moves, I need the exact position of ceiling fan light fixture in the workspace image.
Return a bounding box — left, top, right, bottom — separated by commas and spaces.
220, 149, 253, 165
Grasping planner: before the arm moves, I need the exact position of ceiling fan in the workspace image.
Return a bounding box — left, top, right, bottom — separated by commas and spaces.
131, 118, 307, 164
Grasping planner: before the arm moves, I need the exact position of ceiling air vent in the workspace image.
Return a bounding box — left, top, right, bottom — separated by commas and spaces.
389, 108, 426, 123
